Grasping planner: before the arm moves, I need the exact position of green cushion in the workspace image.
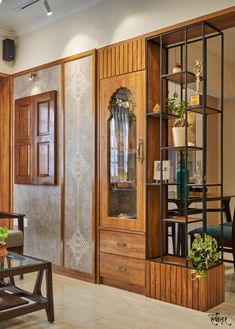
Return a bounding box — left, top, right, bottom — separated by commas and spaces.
223, 222, 232, 227
189, 224, 232, 241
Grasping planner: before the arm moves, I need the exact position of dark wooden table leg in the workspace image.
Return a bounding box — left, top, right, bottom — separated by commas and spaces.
223, 199, 232, 222
45, 263, 54, 323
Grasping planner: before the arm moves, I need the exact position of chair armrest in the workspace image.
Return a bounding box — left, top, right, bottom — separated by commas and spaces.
0, 212, 25, 233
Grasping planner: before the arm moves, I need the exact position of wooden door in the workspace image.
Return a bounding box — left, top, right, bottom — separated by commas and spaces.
34, 91, 56, 185
15, 91, 56, 185
100, 71, 145, 232
15, 96, 34, 184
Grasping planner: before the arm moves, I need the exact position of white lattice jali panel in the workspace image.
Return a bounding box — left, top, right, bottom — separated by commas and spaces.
64, 55, 93, 273
66, 227, 91, 267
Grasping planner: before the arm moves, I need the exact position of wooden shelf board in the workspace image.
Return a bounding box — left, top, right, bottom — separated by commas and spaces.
161, 146, 202, 151
161, 216, 203, 224
161, 71, 196, 84
147, 112, 178, 120
151, 255, 187, 266
0, 291, 29, 311
187, 106, 221, 115
147, 182, 179, 186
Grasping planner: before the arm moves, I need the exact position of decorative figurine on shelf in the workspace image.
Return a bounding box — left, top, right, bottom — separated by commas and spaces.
152, 103, 161, 113
173, 62, 182, 74
190, 59, 202, 107
193, 160, 203, 185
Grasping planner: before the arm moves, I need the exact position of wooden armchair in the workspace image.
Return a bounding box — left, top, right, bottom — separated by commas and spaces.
189, 211, 235, 267
0, 212, 25, 255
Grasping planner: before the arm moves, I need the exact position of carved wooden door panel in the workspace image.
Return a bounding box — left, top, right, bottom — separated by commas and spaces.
34, 91, 56, 185
15, 91, 56, 185
15, 96, 34, 184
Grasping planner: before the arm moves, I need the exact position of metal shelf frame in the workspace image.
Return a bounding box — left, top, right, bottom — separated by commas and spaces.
145, 21, 224, 268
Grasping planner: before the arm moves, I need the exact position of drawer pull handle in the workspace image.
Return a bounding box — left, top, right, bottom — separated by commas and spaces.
116, 241, 127, 248
116, 265, 127, 272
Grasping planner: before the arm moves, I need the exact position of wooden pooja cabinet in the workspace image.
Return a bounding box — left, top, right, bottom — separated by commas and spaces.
98, 39, 146, 293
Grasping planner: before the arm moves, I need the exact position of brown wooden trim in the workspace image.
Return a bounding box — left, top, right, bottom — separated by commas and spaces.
0, 72, 11, 78
92, 50, 97, 282
9, 76, 13, 213
98, 226, 145, 236
60, 63, 65, 267
52, 265, 95, 283
96, 48, 101, 284
13, 49, 95, 78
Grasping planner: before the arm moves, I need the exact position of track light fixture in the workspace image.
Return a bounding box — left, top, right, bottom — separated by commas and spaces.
20, 0, 53, 16
43, 0, 52, 16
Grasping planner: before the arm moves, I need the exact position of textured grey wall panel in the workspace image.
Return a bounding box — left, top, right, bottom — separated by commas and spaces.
64, 55, 93, 273
13, 65, 61, 265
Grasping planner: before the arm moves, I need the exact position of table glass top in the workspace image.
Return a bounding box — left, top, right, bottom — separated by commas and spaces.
0, 252, 46, 271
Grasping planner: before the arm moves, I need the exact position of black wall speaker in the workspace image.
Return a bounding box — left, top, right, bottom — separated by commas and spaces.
3, 38, 15, 61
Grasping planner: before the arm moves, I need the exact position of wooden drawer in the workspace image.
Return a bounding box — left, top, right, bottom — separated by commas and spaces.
100, 230, 145, 259
100, 253, 145, 288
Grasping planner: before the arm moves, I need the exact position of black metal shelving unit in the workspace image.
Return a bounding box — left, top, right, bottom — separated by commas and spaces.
145, 21, 224, 269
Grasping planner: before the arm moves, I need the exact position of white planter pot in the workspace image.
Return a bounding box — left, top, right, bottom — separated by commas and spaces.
172, 127, 185, 146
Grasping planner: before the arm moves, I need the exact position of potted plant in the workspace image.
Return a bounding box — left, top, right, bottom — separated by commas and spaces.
166, 98, 187, 146
187, 233, 221, 280
0, 226, 8, 259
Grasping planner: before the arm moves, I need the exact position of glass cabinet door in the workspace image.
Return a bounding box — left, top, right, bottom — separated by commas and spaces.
99, 71, 145, 232
108, 88, 137, 219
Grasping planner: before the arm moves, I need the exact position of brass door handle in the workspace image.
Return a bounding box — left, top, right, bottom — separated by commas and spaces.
116, 241, 127, 248
137, 139, 144, 163
116, 265, 127, 272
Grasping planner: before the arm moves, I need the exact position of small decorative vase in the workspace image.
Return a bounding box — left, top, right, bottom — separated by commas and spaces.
177, 165, 189, 200
172, 127, 185, 146
0, 243, 7, 260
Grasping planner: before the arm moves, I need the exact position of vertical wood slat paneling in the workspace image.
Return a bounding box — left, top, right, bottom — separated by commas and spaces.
132, 40, 138, 72
155, 263, 161, 300
160, 264, 166, 302
165, 265, 171, 303
115, 46, 120, 76
119, 44, 124, 75
176, 267, 182, 306
187, 269, 193, 309
107, 48, 112, 78
99, 50, 104, 80
170, 266, 176, 304
128, 42, 133, 73
181, 267, 187, 307
103, 49, 108, 79
111, 47, 116, 77
148, 262, 224, 312
99, 37, 145, 79
150, 262, 156, 299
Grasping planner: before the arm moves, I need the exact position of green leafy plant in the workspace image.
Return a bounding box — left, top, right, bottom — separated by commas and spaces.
0, 226, 8, 245
187, 233, 221, 280
166, 98, 187, 127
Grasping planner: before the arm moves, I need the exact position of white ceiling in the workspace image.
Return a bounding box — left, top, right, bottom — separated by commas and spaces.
0, 0, 98, 37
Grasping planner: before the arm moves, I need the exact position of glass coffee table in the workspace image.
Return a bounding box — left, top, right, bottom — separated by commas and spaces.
0, 252, 54, 323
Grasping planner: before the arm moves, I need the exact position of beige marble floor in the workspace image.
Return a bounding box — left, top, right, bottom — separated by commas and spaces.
1, 264, 234, 329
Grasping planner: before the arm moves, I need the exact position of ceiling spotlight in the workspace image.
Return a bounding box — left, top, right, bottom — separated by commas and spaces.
28, 72, 37, 81
43, 0, 52, 16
